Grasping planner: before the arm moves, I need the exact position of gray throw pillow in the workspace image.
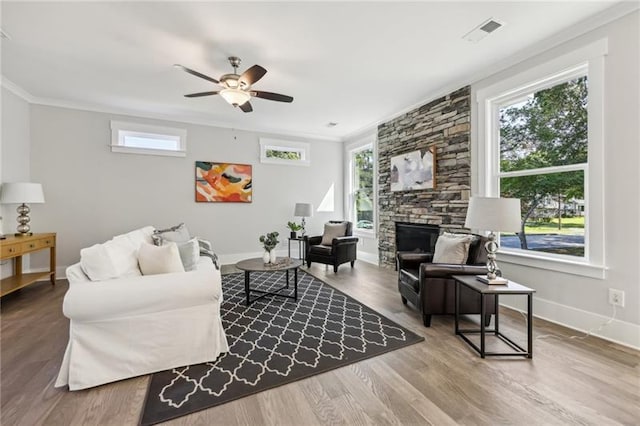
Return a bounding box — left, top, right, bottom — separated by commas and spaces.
321, 222, 348, 245
176, 238, 200, 272
152, 223, 191, 246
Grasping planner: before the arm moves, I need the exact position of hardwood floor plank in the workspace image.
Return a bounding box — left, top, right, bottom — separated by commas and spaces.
1, 262, 638, 426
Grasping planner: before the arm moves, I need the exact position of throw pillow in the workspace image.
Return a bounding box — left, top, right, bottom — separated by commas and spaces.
321, 222, 348, 246
152, 223, 191, 246
80, 226, 155, 281
176, 238, 200, 272
432, 233, 475, 264
138, 242, 185, 275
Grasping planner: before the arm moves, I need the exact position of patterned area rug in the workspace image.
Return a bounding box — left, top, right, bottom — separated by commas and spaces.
140, 270, 423, 425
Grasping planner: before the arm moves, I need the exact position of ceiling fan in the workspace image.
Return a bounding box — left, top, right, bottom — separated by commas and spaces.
174, 57, 293, 113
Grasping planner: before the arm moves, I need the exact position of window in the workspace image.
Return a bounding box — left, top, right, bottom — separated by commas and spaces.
349, 144, 375, 233
110, 121, 187, 157
475, 39, 606, 278
498, 73, 587, 258
259, 138, 310, 166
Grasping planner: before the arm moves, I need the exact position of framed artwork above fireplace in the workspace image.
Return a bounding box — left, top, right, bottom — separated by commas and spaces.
390, 146, 436, 191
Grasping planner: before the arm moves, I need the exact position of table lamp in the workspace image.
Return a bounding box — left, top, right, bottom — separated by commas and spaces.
0, 182, 45, 236
464, 196, 521, 284
294, 203, 313, 236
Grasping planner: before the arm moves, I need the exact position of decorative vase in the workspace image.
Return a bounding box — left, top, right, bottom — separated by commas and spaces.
269, 250, 277, 263
290, 231, 297, 239
263, 251, 271, 264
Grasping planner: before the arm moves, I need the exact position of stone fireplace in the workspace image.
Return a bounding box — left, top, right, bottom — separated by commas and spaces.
377, 86, 472, 268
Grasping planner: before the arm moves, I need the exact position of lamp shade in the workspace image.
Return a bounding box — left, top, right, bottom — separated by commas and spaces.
294, 203, 313, 217
464, 196, 520, 233
0, 182, 45, 204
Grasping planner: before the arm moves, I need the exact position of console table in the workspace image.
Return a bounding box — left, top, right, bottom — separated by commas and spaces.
1, 233, 56, 297
452, 274, 535, 358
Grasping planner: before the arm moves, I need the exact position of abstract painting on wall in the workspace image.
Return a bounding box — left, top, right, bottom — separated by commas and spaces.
390, 147, 436, 191
195, 162, 253, 203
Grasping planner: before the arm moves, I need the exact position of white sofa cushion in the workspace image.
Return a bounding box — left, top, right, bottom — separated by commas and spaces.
138, 242, 185, 275
80, 226, 154, 281
176, 238, 200, 272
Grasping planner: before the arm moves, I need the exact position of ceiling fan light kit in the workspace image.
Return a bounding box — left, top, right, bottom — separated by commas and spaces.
177, 56, 293, 113
220, 88, 251, 106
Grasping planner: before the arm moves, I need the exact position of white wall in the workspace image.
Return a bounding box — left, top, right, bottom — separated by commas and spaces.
1, 87, 32, 278
471, 11, 640, 348
28, 105, 343, 269
1, 86, 31, 234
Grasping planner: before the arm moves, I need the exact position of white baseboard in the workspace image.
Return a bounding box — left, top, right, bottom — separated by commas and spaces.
501, 296, 640, 350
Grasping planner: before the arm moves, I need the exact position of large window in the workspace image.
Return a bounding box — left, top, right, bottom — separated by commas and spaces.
475, 39, 606, 278
350, 144, 375, 232
498, 74, 587, 258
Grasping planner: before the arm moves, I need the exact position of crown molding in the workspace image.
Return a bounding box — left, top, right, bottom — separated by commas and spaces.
341, 1, 639, 141
1, 76, 35, 102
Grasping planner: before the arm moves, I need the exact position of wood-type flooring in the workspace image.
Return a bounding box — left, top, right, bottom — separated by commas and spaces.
1, 262, 638, 425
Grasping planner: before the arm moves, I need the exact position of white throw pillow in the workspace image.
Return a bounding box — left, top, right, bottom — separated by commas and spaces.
432, 233, 475, 264
321, 222, 348, 245
138, 242, 185, 276
176, 238, 200, 272
80, 226, 155, 281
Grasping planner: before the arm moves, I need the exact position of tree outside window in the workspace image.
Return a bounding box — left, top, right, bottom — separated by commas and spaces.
499, 76, 587, 257
353, 147, 374, 230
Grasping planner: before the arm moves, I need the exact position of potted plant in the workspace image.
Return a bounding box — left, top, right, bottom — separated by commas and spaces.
287, 221, 303, 239
259, 231, 280, 263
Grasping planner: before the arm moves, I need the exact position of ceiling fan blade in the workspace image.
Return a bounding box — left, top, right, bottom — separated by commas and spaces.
184, 91, 219, 98
252, 91, 294, 103
239, 65, 267, 87
239, 102, 253, 113
174, 64, 219, 84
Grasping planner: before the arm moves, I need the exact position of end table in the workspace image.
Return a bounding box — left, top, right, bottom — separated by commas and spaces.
452, 274, 535, 358
288, 236, 306, 262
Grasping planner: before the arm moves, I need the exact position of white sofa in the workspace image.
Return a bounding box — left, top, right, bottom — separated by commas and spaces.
55, 227, 229, 391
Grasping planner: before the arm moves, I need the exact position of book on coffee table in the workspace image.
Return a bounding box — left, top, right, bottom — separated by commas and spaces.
476, 275, 509, 285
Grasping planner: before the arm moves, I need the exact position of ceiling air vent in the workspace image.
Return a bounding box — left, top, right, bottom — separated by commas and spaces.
463, 18, 504, 43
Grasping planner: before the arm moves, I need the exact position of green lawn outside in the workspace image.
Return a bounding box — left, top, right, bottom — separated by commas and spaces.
504, 216, 585, 236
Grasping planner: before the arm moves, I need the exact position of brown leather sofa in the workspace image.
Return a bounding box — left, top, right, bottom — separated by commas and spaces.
305, 221, 359, 273
397, 234, 496, 327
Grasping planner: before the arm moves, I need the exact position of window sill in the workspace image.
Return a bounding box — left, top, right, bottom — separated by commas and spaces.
110, 145, 186, 157
499, 250, 606, 279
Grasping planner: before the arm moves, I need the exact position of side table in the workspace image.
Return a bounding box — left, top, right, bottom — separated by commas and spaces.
452, 274, 535, 358
288, 236, 306, 262
1, 233, 57, 297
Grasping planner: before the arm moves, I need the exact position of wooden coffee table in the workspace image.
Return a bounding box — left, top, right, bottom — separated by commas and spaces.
236, 257, 303, 306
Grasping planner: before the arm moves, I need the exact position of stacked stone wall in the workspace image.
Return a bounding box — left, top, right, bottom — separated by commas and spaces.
377, 86, 471, 267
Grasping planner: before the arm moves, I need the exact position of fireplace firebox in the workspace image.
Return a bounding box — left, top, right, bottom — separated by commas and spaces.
395, 222, 440, 268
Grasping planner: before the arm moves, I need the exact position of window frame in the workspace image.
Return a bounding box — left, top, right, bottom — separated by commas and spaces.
347, 139, 376, 236
259, 138, 310, 166
474, 39, 607, 279
110, 120, 187, 157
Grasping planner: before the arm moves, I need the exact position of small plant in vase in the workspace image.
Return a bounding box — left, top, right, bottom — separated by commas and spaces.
286, 221, 303, 239
259, 231, 280, 264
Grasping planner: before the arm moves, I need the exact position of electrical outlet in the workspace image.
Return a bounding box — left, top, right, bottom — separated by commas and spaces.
608, 288, 625, 307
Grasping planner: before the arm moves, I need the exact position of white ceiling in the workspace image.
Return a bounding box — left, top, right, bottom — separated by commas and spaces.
0, 1, 625, 141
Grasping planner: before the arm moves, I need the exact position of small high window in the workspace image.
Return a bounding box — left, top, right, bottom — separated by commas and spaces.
259, 138, 310, 166
111, 121, 187, 157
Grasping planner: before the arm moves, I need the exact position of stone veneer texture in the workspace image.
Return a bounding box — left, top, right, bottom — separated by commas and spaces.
377, 86, 471, 267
